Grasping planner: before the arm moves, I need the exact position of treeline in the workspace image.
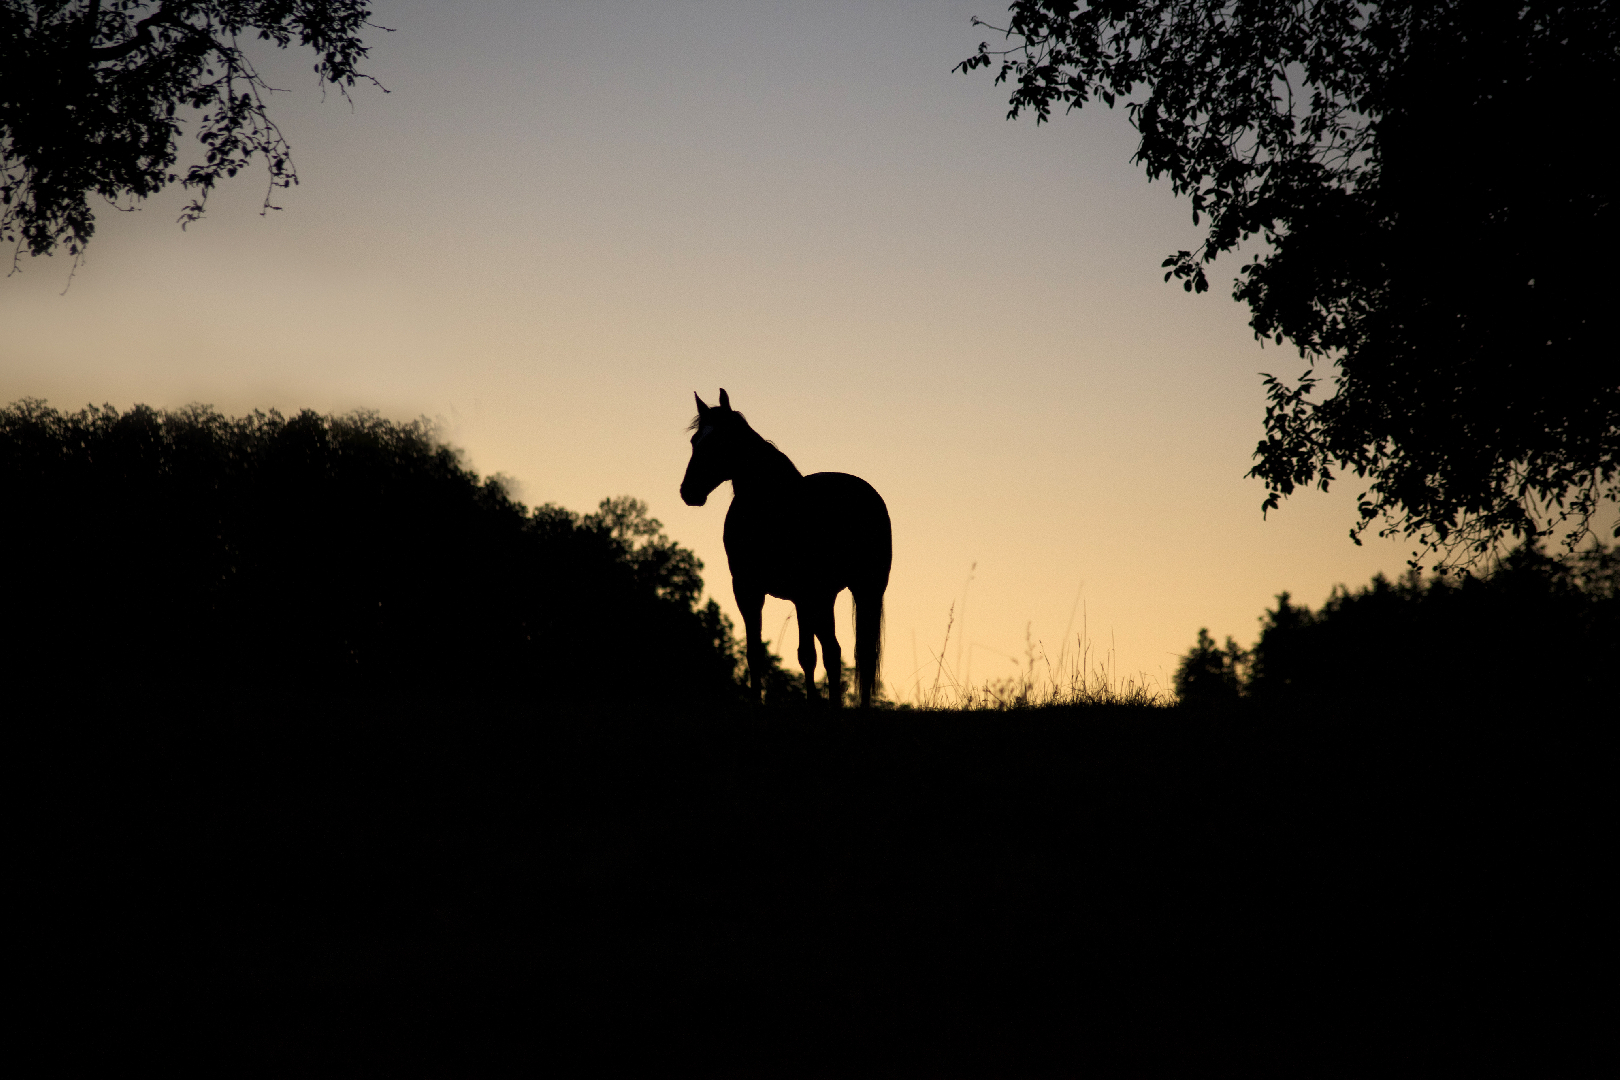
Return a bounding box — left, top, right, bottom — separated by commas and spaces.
0, 400, 741, 704
1176, 544, 1618, 709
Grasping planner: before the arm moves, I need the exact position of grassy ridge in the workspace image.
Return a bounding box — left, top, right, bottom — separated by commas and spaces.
19, 692, 1602, 1073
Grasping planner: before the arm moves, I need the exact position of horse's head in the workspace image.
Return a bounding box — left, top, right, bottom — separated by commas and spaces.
681, 389, 744, 506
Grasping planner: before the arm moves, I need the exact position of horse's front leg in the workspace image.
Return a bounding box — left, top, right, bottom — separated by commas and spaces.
736, 583, 766, 704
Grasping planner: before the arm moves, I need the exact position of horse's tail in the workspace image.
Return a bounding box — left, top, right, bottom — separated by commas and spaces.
853, 582, 885, 704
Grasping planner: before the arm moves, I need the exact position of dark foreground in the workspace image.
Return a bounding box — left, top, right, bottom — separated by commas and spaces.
17, 696, 1603, 1075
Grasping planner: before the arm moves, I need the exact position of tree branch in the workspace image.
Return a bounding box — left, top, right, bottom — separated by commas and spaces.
88, 5, 194, 63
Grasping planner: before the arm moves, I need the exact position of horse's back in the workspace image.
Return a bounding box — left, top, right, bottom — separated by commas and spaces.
803, 471, 886, 514
803, 472, 891, 589
725, 471, 891, 600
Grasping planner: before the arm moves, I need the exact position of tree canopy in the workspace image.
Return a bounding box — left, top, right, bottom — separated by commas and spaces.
960, 0, 1618, 565
1175, 542, 1617, 709
0, 400, 743, 704
0, 0, 382, 268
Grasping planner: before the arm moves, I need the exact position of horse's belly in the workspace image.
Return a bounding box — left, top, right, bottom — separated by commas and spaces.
749, 550, 827, 603
725, 473, 889, 601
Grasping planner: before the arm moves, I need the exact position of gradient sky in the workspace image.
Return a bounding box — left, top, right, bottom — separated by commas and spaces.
1, 0, 1444, 700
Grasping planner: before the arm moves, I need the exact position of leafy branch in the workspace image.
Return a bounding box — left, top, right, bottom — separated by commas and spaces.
1, 0, 388, 270
958, 1, 1618, 563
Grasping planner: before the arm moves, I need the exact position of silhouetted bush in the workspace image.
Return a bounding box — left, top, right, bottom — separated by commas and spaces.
1177, 543, 1618, 708
1173, 627, 1247, 708
0, 400, 741, 704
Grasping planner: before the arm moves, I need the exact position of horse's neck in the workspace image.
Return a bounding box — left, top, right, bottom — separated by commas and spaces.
731, 433, 802, 499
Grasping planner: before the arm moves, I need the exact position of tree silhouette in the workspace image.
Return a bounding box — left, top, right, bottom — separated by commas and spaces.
1173, 627, 1245, 708
0, 1, 382, 268
0, 400, 743, 704
960, 1, 1618, 564
1176, 542, 1618, 708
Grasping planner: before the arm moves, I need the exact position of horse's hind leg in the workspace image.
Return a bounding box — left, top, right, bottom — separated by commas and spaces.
794, 599, 821, 706
821, 607, 843, 710
796, 596, 840, 708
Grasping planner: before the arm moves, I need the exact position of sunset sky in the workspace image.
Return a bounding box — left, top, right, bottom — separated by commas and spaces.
0, 1, 1439, 700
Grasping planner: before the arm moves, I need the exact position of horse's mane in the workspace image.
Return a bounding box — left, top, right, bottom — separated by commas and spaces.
689, 410, 773, 448
688, 411, 742, 433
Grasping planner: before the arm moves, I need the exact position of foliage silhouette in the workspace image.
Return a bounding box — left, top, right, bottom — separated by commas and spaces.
0, 1, 383, 268
0, 399, 742, 703
960, 0, 1619, 564
1173, 627, 1246, 709
1176, 542, 1618, 707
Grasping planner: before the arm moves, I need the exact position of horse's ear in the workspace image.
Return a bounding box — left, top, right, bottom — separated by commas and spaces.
694, 392, 709, 416
718, 388, 732, 411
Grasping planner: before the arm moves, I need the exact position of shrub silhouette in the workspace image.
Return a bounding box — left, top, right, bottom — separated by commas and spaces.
1173, 628, 1247, 708
1178, 543, 1618, 708
0, 400, 741, 704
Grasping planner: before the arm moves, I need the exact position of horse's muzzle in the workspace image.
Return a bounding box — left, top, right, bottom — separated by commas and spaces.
680, 485, 707, 507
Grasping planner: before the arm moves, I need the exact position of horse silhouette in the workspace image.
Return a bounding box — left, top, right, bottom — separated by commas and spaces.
681, 390, 892, 708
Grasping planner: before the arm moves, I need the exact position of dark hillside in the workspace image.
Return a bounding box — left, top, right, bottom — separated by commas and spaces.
18, 694, 1603, 1074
